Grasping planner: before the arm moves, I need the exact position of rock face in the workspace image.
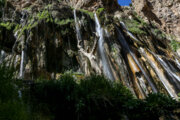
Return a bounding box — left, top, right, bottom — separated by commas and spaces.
132, 0, 180, 41
1, 0, 180, 103
64, 0, 120, 11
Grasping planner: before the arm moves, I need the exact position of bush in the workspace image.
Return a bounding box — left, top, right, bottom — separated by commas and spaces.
0, 65, 29, 120
0, 66, 179, 120
30, 75, 134, 120
170, 40, 180, 52
29, 74, 179, 120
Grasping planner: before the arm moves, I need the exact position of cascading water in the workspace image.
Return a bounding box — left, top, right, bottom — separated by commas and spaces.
73, 10, 82, 41
18, 11, 29, 79
155, 55, 180, 93
117, 28, 158, 93
94, 13, 114, 80
0, 50, 5, 64
140, 48, 178, 99
175, 59, 180, 70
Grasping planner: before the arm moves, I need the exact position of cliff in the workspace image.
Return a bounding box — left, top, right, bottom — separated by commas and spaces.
0, 0, 180, 110
132, 0, 180, 54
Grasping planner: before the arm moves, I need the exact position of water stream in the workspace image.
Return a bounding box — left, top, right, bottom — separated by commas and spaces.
0, 50, 5, 64
73, 10, 82, 41
140, 48, 178, 99
94, 13, 114, 80
117, 28, 158, 93
18, 11, 29, 79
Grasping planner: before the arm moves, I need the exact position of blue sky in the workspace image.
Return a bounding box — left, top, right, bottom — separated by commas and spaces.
118, 0, 131, 6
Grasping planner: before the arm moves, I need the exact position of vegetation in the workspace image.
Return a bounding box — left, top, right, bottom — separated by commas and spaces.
96, 8, 105, 16
170, 40, 180, 52
121, 18, 147, 35
0, 22, 15, 30
0, 65, 179, 120
0, 65, 29, 120
0, 0, 5, 7
79, 9, 94, 19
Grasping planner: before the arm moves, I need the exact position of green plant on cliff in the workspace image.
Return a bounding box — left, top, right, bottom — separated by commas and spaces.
96, 8, 105, 16
29, 74, 179, 120
0, 22, 15, 30
170, 40, 180, 52
121, 18, 147, 35
79, 9, 94, 19
55, 18, 74, 26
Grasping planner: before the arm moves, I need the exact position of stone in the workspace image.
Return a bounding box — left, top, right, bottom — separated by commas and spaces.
132, 0, 180, 40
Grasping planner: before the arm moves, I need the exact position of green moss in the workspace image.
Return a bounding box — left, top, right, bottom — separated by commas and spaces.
37, 10, 53, 22
55, 18, 74, 26
79, 9, 94, 19
123, 19, 147, 35
96, 8, 105, 16
170, 40, 180, 52
0, 22, 15, 30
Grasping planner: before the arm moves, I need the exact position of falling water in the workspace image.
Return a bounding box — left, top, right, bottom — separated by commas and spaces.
140, 48, 178, 99
94, 13, 114, 80
0, 50, 5, 64
73, 10, 82, 41
18, 11, 28, 79
154, 56, 180, 93
19, 50, 25, 78
117, 28, 158, 93
175, 59, 180, 69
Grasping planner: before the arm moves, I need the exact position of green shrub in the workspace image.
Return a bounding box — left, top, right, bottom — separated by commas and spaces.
0, 65, 29, 120
29, 74, 179, 120
122, 18, 147, 35
170, 40, 180, 52
0, 0, 5, 7
79, 9, 94, 19
0, 65, 179, 120
96, 8, 105, 16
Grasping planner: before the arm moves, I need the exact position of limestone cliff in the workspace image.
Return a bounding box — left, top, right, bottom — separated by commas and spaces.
132, 0, 180, 46
0, 0, 180, 107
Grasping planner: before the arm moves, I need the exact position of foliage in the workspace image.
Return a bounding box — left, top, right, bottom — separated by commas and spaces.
29, 74, 179, 120
120, 12, 148, 35
96, 8, 105, 16
170, 40, 180, 52
0, 0, 5, 7
79, 9, 94, 19
123, 19, 147, 35
0, 65, 179, 120
55, 18, 74, 26
0, 65, 29, 120
0, 22, 15, 30
126, 93, 179, 120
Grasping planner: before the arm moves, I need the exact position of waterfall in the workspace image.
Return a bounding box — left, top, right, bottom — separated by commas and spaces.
73, 10, 82, 41
117, 28, 158, 93
19, 50, 25, 78
157, 57, 180, 82
94, 13, 114, 80
154, 56, 180, 93
0, 50, 5, 64
175, 59, 180, 69
18, 11, 29, 79
140, 48, 178, 99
